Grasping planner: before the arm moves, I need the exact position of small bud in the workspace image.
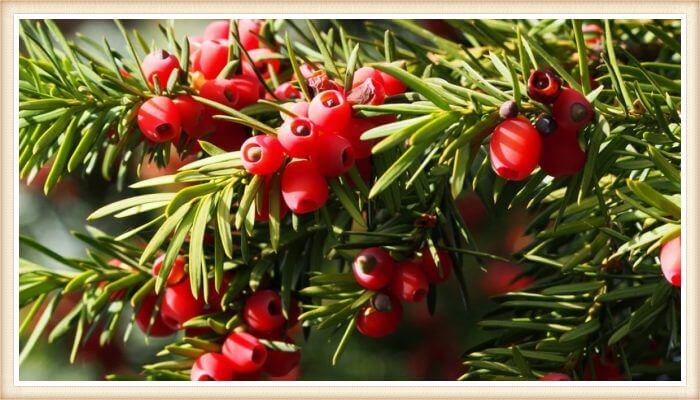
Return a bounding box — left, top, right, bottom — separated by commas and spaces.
535, 114, 557, 136
372, 293, 393, 313
499, 100, 519, 119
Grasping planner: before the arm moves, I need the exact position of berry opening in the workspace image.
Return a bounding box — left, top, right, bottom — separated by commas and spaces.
267, 300, 281, 316
292, 120, 311, 137
358, 255, 377, 274
156, 123, 172, 135
341, 148, 353, 167
251, 346, 266, 364
372, 293, 392, 313
570, 103, 589, 122
533, 71, 550, 89
197, 375, 213, 381
320, 91, 341, 108
158, 49, 170, 59
224, 88, 238, 104
244, 145, 262, 163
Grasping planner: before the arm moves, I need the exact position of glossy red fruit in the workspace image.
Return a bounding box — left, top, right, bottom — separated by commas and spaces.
352, 67, 383, 87
540, 372, 571, 381
172, 95, 205, 137
197, 39, 229, 79
222, 332, 268, 373
347, 77, 386, 106
274, 82, 302, 101
527, 69, 562, 104
356, 293, 403, 338
481, 261, 534, 296
199, 77, 260, 110
489, 117, 541, 181
137, 96, 182, 143
583, 353, 624, 381
263, 337, 301, 377
243, 290, 286, 332
191, 352, 235, 381
420, 248, 453, 284
243, 48, 280, 79
135, 294, 176, 337
310, 134, 355, 177
241, 135, 285, 175
151, 254, 187, 286
203, 20, 231, 41
582, 24, 603, 46
539, 130, 586, 177
377, 63, 408, 96
141, 50, 180, 86
277, 117, 320, 158
352, 247, 395, 290
160, 278, 206, 330
308, 90, 351, 134
552, 89, 594, 131
281, 101, 310, 121
390, 261, 429, 302
306, 70, 345, 95
281, 160, 329, 214
238, 19, 262, 51
660, 236, 681, 287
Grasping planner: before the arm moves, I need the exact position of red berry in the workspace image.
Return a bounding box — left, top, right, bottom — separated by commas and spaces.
527, 69, 562, 104
356, 293, 403, 338
480, 261, 533, 296
274, 82, 302, 101
254, 175, 290, 222
222, 332, 268, 373
583, 353, 624, 381
540, 372, 571, 381
582, 24, 603, 46
539, 130, 586, 177
141, 49, 180, 86
205, 120, 249, 151
281, 102, 310, 121
243, 48, 280, 79
660, 236, 681, 287
390, 261, 429, 302
241, 135, 285, 175
160, 278, 206, 330
489, 117, 541, 181
347, 77, 386, 106
238, 19, 262, 51
197, 39, 229, 79
135, 294, 176, 337
137, 96, 182, 143
281, 160, 329, 214
243, 289, 286, 332
151, 254, 187, 286
277, 117, 320, 158
200, 77, 261, 110
172, 95, 205, 137
191, 352, 235, 381
552, 88, 594, 131
419, 248, 453, 284
306, 70, 345, 95
203, 20, 231, 41
310, 134, 355, 177
352, 247, 395, 290
352, 67, 383, 87
308, 90, 351, 134
263, 338, 301, 377
339, 118, 377, 159
377, 63, 408, 96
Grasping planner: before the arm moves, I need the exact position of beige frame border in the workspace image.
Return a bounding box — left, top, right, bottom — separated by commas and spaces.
1, 1, 698, 399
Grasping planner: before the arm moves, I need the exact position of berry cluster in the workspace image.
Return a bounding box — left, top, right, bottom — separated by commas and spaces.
133, 253, 300, 381
489, 69, 594, 181
137, 20, 269, 151
240, 65, 406, 214
351, 247, 452, 337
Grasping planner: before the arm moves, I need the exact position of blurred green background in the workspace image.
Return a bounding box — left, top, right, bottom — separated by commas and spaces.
19, 19, 533, 381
